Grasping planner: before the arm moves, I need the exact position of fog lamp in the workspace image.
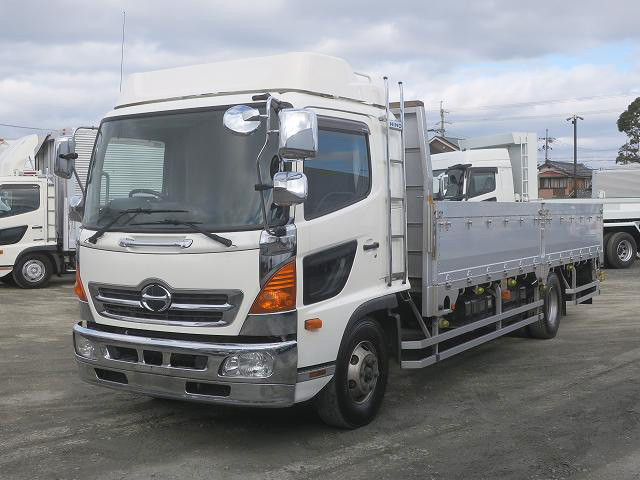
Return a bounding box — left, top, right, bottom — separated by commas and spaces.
74, 334, 98, 359
220, 351, 274, 378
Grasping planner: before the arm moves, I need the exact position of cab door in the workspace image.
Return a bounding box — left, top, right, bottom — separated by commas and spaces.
465, 167, 498, 201
0, 182, 44, 265
294, 114, 387, 368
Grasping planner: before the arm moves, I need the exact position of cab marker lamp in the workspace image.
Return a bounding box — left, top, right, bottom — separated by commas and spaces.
249, 260, 296, 314
74, 269, 88, 301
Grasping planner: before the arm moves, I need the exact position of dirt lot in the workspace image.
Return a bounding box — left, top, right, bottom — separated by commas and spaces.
1, 265, 639, 480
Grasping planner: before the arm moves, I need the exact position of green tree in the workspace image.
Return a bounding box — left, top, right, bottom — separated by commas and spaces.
616, 97, 640, 164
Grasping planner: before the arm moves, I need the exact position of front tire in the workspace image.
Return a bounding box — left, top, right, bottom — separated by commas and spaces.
528, 272, 562, 339
314, 317, 389, 428
1, 273, 15, 285
605, 232, 636, 269
13, 254, 53, 288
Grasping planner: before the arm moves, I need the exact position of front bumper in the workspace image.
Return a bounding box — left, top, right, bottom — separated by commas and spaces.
73, 322, 297, 407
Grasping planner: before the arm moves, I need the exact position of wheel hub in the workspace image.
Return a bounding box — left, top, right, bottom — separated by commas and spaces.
347, 341, 379, 404
22, 259, 45, 283
617, 239, 633, 262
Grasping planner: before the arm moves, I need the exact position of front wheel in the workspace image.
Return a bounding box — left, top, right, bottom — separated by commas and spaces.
528, 272, 562, 339
314, 317, 389, 429
13, 254, 53, 288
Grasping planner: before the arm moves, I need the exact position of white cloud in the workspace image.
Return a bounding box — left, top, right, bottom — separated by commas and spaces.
0, 0, 639, 169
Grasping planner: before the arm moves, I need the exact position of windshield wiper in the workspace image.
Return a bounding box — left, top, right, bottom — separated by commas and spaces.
87, 208, 188, 244
131, 219, 234, 247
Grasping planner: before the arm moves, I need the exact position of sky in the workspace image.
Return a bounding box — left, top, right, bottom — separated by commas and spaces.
1, 0, 639, 168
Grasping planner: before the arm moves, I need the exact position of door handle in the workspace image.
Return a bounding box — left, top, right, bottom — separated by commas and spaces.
363, 241, 380, 251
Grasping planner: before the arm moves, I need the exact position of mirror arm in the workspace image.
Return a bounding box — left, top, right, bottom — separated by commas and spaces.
255, 95, 275, 233
73, 168, 86, 198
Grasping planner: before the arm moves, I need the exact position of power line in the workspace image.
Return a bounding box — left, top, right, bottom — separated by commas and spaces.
0, 122, 54, 132
451, 108, 620, 124
430, 91, 638, 112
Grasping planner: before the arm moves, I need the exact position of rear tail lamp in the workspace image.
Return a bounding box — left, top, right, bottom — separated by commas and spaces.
249, 260, 296, 314
74, 268, 88, 302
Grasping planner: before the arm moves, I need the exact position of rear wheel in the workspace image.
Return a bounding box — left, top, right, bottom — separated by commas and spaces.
528, 272, 562, 339
314, 317, 389, 428
605, 232, 636, 269
13, 254, 53, 288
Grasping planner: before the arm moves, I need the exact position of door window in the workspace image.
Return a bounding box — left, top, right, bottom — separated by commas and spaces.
0, 184, 40, 218
467, 169, 497, 198
303, 123, 370, 220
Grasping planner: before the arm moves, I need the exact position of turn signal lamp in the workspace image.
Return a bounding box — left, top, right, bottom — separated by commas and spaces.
74, 269, 88, 302
249, 260, 296, 314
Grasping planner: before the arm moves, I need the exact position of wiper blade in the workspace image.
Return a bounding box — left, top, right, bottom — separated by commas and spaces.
87, 208, 188, 244
131, 219, 234, 247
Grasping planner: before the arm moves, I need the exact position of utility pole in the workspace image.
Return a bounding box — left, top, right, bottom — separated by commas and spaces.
538, 128, 556, 162
428, 101, 450, 137
566, 115, 584, 198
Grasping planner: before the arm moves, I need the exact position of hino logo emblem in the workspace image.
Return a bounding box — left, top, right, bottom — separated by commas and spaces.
140, 284, 172, 313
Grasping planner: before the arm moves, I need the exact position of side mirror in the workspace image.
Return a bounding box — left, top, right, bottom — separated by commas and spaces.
278, 109, 318, 160
273, 172, 308, 206
55, 137, 77, 179
69, 194, 84, 222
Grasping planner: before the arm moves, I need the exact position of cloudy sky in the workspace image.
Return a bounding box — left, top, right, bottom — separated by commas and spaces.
1, 0, 639, 167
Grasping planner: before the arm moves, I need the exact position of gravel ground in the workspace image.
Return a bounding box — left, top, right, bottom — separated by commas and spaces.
1, 265, 639, 480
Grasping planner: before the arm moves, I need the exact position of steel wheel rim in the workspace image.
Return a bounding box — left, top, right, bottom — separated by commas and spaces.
546, 285, 559, 327
22, 259, 45, 283
347, 340, 379, 404
617, 239, 633, 262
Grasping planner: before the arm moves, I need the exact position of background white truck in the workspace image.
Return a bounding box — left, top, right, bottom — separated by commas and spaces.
0, 128, 96, 287
59, 53, 601, 428
432, 137, 638, 268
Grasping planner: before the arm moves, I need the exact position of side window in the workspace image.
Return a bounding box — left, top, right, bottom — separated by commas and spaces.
303, 241, 357, 305
467, 169, 496, 198
303, 124, 370, 220
99, 138, 165, 203
0, 184, 40, 218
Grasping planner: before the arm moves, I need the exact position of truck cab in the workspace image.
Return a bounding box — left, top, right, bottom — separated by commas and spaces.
0, 129, 96, 287
432, 149, 515, 202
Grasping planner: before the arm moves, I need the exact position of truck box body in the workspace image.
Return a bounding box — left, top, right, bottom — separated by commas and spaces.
65, 53, 601, 426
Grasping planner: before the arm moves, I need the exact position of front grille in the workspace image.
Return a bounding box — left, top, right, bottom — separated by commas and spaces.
90, 283, 243, 327
104, 304, 224, 323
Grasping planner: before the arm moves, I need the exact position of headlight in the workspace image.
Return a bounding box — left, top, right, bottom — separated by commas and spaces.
74, 334, 98, 359
220, 351, 274, 378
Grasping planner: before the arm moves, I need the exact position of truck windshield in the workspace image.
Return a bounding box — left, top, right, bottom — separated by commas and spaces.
444, 168, 465, 200
84, 106, 285, 232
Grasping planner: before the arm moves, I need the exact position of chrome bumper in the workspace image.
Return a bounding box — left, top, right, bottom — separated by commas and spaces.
73, 323, 297, 407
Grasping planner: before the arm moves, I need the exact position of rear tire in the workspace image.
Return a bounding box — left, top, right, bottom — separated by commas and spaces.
12, 254, 53, 288
528, 272, 562, 339
314, 317, 389, 429
605, 232, 636, 269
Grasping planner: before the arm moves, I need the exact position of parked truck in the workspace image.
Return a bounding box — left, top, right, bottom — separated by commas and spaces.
432, 137, 639, 268
58, 53, 602, 428
0, 128, 96, 287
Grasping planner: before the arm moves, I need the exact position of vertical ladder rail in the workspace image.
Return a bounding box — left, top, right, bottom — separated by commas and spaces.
384, 77, 393, 286
520, 136, 529, 201
398, 82, 408, 284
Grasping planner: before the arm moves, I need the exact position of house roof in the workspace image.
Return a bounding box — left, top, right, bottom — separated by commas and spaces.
538, 160, 592, 178
429, 135, 462, 151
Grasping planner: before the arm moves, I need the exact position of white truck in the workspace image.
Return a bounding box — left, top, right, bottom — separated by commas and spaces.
0, 128, 96, 287
432, 138, 639, 268
59, 53, 602, 428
